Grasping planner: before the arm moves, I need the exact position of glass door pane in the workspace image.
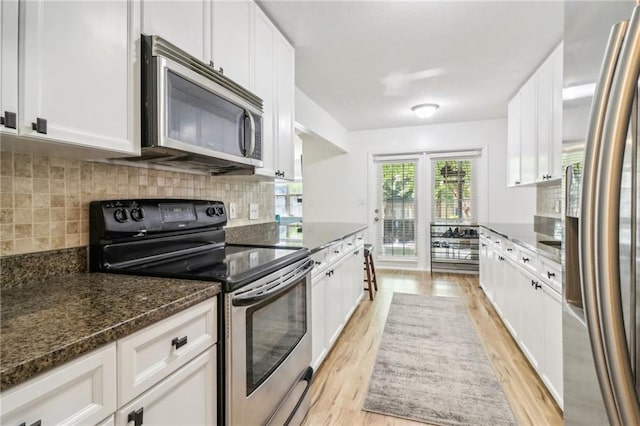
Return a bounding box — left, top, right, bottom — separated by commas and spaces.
376, 161, 417, 258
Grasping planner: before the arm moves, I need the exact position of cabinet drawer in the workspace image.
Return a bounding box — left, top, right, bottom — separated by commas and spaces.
517, 245, 538, 274
325, 241, 344, 262
354, 231, 365, 247
502, 241, 517, 261
311, 248, 328, 277
1, 343, 116, 426
117, 298, 217, 406
539, 257, 561, 294
343, 235, 356, 252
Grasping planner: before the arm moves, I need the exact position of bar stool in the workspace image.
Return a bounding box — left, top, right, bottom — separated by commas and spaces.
363, 243, 378, 300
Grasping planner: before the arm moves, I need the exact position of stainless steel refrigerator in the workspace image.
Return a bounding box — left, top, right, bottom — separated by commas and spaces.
564, 1, 640, 425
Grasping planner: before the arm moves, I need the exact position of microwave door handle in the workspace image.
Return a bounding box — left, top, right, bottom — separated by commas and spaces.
579, 20, 628, 426
245, 111, 256, 157
596, 6, 640, 424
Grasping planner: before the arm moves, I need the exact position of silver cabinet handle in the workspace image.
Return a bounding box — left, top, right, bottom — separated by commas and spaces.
580, 19, 629, 426
595, 6, 640, 424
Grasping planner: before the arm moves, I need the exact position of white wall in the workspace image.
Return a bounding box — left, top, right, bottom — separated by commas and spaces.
304, 118, 536, 224
295, 88, 350, 152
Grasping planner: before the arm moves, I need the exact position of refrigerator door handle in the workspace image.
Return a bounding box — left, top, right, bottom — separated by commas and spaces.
596, 5, 640, 425
580, 20, 629, 426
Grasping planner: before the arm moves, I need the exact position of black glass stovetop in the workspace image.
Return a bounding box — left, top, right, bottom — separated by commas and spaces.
108, 244, 308, 292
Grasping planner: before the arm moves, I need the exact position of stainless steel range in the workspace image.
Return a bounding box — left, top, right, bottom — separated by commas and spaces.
89, 199, 314, 425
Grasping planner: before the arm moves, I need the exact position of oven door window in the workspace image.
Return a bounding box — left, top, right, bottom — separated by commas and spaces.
166, 70, 246, 156
246, 279, 307, 395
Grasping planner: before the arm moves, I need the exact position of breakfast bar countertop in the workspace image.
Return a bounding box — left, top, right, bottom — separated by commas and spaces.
0, 273, 220, 391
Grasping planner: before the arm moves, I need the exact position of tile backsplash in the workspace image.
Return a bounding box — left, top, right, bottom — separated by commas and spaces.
536, 180, 562, 217
0, 152, 275, 256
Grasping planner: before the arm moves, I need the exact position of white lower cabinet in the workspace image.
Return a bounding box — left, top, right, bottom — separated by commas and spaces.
115, 347, 216, 426
311, 272, 328, 370
516, 268, 544, 371
311, 235, 365, 370
0, 297, 218, 425
479, 235, 563, 408
0, 343, 117, 426
542, 284, 563, 408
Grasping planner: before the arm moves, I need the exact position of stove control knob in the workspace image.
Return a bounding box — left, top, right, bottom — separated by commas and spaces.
114, 208, 128, 223
216, 207, 224, 216
130, 207, 144, 221
206, 207, 216, 217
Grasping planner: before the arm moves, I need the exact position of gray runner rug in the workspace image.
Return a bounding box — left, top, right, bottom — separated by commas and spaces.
363, 292, 516, 426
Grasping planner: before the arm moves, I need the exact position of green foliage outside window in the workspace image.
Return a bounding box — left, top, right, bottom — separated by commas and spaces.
433, 160, 473, 221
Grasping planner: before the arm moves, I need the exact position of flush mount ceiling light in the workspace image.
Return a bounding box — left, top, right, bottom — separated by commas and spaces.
412, 103, 439, 118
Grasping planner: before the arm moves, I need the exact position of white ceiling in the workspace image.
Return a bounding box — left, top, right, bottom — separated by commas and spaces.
258, 1, 564, 131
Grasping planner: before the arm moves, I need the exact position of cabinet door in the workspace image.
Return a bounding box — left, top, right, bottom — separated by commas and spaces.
550, 44, 563, 181
253, 6, 276, 176
536, 57, 553, 182
520, 77, 537, 185
493, 255, 506, 317
1, 344, 116, 426
20, 0, 138, 155
325, 258, 347, 347
311, 273, 327, 370
517, 269, 544, 370
502, 260, 520, 337
542, 286, 563, 408
211, 0, 252, 89
0, 0, 18, 135
275, 33, 295, 181
141, 0, 210, 62
115, 347, 216, 426
507, 95, 521, 186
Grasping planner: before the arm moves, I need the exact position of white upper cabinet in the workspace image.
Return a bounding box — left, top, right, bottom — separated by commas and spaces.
212, 0, 252, 89
536, 55, 553, 182
0, 0, 18, 135
507, 95, 521, 186
550, 43, 563, 181
19, 0, 139, 156
253, 6, 276, 175
507, 42, 562, 187
141, 0, 211, 63
519, 77, 537, 185
275, 33, 295, 181
253, 5, 295, 181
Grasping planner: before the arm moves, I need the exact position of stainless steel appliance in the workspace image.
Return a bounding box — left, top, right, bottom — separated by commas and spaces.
564, 2, 640, 424
89, 199, 313, 425
134, 35, 263, 175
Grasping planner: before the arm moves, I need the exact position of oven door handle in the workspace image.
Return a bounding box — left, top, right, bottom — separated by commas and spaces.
232, 259, 314, 306
283, 366, 313, 426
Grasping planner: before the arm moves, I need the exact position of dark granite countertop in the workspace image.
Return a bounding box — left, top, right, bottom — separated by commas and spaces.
480, 223, 562, 264
1, 273, 220, 391
229, 222, 368, 254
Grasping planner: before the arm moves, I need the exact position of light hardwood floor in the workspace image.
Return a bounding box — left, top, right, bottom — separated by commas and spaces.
302, 269, 563, 426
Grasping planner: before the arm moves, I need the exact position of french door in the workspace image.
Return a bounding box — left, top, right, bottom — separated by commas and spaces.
372, 157, 419, 261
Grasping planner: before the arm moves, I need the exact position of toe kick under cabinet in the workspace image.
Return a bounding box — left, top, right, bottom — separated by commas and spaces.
430, 224, 479, 274
0, 297, 218, 426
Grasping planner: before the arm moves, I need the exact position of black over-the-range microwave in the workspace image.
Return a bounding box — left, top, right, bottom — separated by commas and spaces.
131, 34, 263, 175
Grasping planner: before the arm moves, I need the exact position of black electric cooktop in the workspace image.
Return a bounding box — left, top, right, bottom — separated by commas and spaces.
89, 199, 310, 292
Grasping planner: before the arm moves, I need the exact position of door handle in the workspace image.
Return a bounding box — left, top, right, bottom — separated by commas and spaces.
593, 7, 640, 424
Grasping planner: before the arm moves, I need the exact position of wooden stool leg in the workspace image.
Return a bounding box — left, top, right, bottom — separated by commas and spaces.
364, 255, 374, 300
369, 254, 378, 291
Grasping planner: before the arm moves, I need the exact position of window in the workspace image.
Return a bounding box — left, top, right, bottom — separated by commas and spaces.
432, 158, 477, 224
376, 160, 417, 258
